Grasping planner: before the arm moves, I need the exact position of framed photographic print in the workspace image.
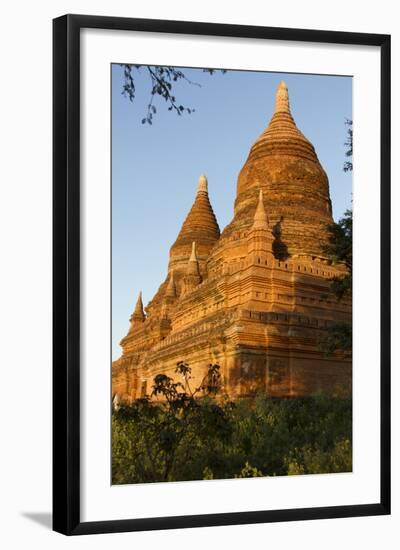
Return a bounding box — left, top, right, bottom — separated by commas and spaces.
53, 14, 391, 535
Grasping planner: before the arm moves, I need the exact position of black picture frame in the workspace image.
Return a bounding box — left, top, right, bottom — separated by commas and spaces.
53, 14, 391, 535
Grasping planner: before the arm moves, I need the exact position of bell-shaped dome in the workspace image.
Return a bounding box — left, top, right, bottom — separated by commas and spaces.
216, 81, 333, 258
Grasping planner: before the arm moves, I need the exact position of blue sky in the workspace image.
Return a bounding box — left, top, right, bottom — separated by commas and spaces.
112, 65, 352, 360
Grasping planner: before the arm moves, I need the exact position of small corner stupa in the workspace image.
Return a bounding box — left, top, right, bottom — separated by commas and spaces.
112, 81, 351, 402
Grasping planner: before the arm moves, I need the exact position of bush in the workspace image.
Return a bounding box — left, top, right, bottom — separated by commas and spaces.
112, 364, 352, 484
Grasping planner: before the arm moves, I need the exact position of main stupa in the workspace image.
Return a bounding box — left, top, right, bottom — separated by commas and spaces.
112, 81, 351, 401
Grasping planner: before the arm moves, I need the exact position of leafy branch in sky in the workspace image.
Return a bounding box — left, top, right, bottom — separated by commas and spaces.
343, 118, 353, 172
121, 64, 226, 124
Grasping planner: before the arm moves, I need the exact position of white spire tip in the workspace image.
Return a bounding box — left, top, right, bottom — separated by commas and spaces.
197, 175, 208, 193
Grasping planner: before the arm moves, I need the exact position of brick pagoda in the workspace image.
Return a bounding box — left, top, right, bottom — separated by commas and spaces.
112, 81, 351, 401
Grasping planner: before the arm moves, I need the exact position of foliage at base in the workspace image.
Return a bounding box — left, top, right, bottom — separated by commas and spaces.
112, 364, 352, 484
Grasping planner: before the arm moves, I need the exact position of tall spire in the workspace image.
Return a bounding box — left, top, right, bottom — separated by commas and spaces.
169, 175, 220, 272
245, 80, 317, 167
274, 80, 290, 114
252, 189, 268, 229
130, 291, 145, 324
